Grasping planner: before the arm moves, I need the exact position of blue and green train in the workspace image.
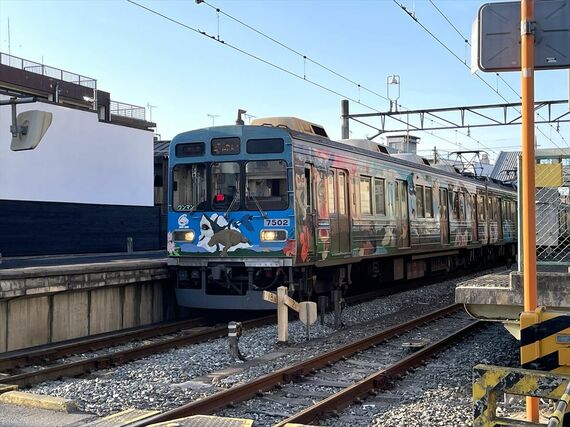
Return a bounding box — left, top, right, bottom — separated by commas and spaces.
167, 117, 517, 310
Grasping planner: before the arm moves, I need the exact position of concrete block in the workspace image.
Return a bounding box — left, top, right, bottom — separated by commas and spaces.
152, 283, 163, 323
122, 285, 140, 329
26, 285, 68, 296
139, 283, 154, 325
0, 384, 18, 394
0, 391, 77, 412
46, 275, 67, 287
0, 301, 6, 353
0, 279, 20, 292
7, 296, 49, 351
52, 292, 89, 342
89, 287, 122, 335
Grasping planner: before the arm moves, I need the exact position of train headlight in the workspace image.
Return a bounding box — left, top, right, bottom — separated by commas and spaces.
260, 229, 287, 242
173, 230, 195, 242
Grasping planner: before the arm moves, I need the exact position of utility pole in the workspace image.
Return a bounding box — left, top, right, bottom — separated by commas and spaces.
521, 0, 538, 422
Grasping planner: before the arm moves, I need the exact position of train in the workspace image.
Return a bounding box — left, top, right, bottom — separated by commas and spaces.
167, 117, 517, 310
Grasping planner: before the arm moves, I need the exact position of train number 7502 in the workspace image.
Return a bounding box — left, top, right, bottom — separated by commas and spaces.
264, 218, 289, 227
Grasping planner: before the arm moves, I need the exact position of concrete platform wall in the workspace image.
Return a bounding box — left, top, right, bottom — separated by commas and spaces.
0, 261, 174, 352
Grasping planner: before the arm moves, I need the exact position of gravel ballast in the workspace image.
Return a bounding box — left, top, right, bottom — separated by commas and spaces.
30, 268, 518, 425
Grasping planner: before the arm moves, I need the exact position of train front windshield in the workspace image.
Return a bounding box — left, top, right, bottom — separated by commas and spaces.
172, 160, 288, 213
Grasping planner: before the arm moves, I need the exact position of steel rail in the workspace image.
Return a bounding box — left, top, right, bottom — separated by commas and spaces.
0, 318, 207, 372
126, 303, 462, 427
0, 315, 275, 388
275, 320, 482, 426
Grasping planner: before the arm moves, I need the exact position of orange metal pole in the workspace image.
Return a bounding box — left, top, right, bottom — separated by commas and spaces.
521, 0, 538, 422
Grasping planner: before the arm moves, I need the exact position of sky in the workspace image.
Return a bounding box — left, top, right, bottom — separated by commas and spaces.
1, 0, 569, 162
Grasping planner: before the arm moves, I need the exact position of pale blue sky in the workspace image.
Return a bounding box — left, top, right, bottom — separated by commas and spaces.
1, 0, 568, 161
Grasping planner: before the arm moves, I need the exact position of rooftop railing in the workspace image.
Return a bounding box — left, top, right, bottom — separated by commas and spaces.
1, 52, 97, 90
110, 100, 146, 121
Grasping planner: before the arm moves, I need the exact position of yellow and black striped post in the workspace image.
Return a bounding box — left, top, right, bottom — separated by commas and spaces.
473, 364, 570, 426
520, 307, 570, 373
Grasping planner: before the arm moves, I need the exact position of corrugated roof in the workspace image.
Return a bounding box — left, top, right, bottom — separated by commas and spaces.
154, 140, 171, 158
491, 151, 520, 181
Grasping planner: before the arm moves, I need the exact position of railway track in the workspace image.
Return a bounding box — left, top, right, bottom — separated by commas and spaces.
0, 315, 274, 388
125, 303, 482, 426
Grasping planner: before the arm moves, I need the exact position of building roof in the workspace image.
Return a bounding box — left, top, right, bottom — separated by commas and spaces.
154, 140, 171, 158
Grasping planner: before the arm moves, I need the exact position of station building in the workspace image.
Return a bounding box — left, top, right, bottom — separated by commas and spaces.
0, 52, 162, 256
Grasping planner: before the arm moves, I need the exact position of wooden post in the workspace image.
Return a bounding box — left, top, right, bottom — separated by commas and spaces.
277, 286, 288, 342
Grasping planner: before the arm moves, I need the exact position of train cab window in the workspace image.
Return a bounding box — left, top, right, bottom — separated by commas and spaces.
416, 185, 425, 217
211, 162, 241, 210
173, 164, 207, 211
425, 187, 433, 218
246, 160, 288, 210
328, 172, 336, 214
360, 176, 372, 215
374, 178, 386, 215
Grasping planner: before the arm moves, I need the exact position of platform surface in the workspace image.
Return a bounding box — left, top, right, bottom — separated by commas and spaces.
455, 266, 570, 321
0, 250, 166, 270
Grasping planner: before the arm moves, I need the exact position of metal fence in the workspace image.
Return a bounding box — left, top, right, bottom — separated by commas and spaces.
110, 100, 146, 121
535, 159, 570, 265
1, 52, 97, 89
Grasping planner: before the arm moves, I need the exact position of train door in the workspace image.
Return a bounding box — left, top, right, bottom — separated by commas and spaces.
472, 194, 478, 242
303, 164, 317, 258
328, 170, 340, 254
328, 168, 350, 254
439, 188, 450, 245
497, 197, 503, 240
337, 170, 351, 253
395, 180, 410, 248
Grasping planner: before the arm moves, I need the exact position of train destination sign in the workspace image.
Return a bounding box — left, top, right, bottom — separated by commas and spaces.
211, 137, 240, 155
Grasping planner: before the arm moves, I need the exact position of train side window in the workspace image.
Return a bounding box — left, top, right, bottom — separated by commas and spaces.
451, 191, 460, 220
425, 187, 433, 218
360, 176, 372, 215
328, 171, 336, 214
305, 167, 312, 215
459, 192, 466, 221
416, 185, 425, 218
374, 178, 386, 215
338, 172, 347, 215
478, 195, 486, 220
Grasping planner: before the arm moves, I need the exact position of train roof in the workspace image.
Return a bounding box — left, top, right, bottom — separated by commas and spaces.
171, 118, 515, 193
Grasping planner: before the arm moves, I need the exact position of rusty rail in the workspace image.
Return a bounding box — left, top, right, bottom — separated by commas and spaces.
127, 303, 464, 427
0, 318, 207, 372
276, 320, 482, 426
0, 315, 274, 388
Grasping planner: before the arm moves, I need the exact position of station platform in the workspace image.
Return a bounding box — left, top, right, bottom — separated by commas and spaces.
455, 266, 570, 338
0, 251, 172, 353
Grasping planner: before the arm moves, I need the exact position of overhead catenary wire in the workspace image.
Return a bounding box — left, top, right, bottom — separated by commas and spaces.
126, 0, 468, 149
414, 0, 569, 149
197, 0, 492, 153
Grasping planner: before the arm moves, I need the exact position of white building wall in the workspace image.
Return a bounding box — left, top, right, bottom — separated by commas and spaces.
0, 99, 154, 206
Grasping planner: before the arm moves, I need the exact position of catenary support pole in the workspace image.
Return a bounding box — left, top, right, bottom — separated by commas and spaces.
341, 99, 349, 139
